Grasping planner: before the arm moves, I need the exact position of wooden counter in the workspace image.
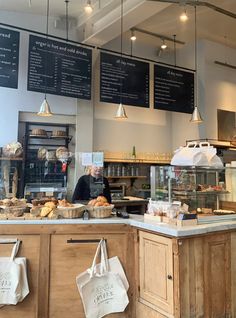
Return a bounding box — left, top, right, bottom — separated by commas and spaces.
1, 217, 236, 317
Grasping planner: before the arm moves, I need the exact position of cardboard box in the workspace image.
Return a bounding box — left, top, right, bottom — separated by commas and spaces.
177, 219, 198, 227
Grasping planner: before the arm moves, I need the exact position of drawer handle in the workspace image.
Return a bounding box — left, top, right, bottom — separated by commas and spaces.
167, 275, 172, 280
67, 239, 106, 244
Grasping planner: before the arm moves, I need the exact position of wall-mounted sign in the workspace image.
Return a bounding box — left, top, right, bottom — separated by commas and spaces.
0, 27, 19, 89
154, 64, 194, 114
100, 52, 149, 108
28, 35, 92, 99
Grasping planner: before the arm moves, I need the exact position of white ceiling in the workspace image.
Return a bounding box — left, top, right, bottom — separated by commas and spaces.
0, 0, 236, 49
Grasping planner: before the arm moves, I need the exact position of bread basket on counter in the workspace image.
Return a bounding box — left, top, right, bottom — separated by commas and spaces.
57, 204, 86, 219
87, 205, 114, 218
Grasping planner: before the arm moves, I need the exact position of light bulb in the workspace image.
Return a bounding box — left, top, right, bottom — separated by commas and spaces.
84, 1, 93, 14
130, 30, 136, 41
180, 10, 188, 22
161, 41, 167, 50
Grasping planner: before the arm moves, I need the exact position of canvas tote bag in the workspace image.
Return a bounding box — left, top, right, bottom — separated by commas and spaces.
0, 238, 29, 307
76, 239, 129, 318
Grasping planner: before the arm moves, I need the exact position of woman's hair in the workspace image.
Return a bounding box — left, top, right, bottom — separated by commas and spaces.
85, 166, 92, 175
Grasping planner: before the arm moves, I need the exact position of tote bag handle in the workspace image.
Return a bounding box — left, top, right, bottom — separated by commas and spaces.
89, 239, 109, 278
0, 238, 20, 261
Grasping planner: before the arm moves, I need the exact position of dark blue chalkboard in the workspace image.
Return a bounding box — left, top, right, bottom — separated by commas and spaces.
27, 35, 92, 99
0, 27, 19, 89
154, 64, 194, 114
100, 52, 149, 108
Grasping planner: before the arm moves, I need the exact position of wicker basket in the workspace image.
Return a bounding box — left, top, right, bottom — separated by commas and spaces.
57, 204, 86, 219
87, 205, 114, 218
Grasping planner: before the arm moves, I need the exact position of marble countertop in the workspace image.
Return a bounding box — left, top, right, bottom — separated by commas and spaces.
1, 214, 236, 237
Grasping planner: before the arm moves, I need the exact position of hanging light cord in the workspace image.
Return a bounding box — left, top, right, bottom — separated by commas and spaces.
120, 0, 123, 56
44, 0, 50, 99
120, 0, 124, 104
65, 0, 69, 41
194, 5, 198, 107
173, 34, 176, 66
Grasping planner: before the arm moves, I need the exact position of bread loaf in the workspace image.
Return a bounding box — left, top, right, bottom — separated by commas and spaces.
31, 128, 47, 136
52, 130, 67, 137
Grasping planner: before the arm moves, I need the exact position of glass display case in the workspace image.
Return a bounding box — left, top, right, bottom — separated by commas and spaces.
24, 183, 67, 201
150, 166, 228, 212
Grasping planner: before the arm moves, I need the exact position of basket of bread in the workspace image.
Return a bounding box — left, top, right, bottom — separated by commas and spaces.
30, 198, 86, 219
57, 199, 86, 218
87, 196, 114, 218
0, 198, 29, 219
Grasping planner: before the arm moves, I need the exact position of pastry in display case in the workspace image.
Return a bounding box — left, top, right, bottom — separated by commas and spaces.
150, 165, 228, 214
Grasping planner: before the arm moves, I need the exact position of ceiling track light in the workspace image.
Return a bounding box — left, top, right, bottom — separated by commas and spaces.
214, 61, 236, 70
37, 0, 53, 117
130, 29, 136, 41
180, 8, 188, 22
132, 27, 185, 45
161, 39, 167, 50
84, 0, 93, 14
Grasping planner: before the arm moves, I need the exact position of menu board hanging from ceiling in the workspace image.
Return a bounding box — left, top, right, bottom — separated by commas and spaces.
154, 64, 194, 114
100, 52, 149, 108
0, 27, 19, 89
27, 35, 92, 99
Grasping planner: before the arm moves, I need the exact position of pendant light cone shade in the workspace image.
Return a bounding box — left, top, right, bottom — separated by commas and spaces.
37, 98, 53, 116
114, 103, 128, 120
190, 106, 203, 123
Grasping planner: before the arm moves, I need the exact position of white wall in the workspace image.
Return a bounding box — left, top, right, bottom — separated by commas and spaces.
204, 40, 236, 139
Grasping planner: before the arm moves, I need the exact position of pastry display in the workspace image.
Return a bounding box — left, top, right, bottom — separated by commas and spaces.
2, 141, 23, 158
88, 196, 110, 207
38, 147, 48, 160
31, 128, 47, 136
46, 151, 57, 161
58, 199, 73, 207
31, 197, 58, 206
56, 147, 70, 160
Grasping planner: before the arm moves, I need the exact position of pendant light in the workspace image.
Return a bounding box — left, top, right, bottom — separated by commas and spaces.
161, 39, 167, 50
84, 0, 93, 14
130, 29, 136, 41
180, 7, 188, 22
37, 0, 53, 116
114, 0, 128, 120
190, 5, 203, 123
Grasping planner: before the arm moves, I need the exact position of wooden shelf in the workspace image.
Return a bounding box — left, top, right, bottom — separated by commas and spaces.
107, 176, 147, 179
0, 157, 23, 161
104, 158, 170, 164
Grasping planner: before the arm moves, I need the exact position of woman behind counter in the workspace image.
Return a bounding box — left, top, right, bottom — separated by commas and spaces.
72, 165, 111, 203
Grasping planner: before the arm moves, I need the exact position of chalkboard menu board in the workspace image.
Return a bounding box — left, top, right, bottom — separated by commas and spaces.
0, 27, 19, 89
100, 52, 149, 108
154, 64, 194, 114
28, 35, 92, 99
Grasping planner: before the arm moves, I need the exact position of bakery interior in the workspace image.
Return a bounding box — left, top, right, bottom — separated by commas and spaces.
1, 1, 236, 318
